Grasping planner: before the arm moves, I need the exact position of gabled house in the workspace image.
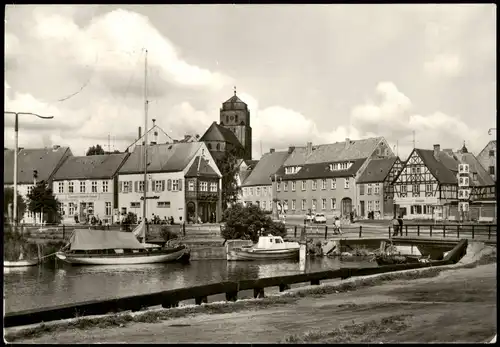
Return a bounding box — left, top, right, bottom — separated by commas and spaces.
272, 137, 394, 219
241, 149, 291, 212
356, 157, 403, 219
4, 145, 72, 224
476, 140, 496, 182
392, 144, 495, 221
52, 153, 130, 225
117, 142, 222, 224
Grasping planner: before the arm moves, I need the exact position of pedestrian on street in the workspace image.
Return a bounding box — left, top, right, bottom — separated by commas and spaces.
397, 215, 404, 235
334, 217, 342, 235
392, 216, 399, 237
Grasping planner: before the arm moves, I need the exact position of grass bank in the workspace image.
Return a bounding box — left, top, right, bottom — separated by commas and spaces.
5, 247, 496, 343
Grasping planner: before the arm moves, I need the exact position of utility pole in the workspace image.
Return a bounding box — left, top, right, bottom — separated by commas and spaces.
4, 111, 54, 228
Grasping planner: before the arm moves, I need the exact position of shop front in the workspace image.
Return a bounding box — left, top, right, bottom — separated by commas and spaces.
393, 196, 439, 220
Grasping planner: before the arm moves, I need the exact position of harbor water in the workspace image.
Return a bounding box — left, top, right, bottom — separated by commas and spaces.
4, 257, 376, 313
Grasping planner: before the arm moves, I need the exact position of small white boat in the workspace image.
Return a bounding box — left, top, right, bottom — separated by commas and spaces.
55, 227, 190, 266
4, 244, 41, 268
227, 234, 300, 261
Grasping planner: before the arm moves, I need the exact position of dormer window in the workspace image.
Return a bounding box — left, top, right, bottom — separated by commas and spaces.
285, 166, 302, 175
329, 162, 353, 171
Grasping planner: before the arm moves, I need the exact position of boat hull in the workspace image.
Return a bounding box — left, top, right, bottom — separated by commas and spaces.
56, 247, 190, 265
227, 248, 299, 261
375, 255, 420, 266
4, 259, 40, 268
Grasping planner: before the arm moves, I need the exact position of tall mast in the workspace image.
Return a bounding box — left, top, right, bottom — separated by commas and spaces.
142, 49, 149, 232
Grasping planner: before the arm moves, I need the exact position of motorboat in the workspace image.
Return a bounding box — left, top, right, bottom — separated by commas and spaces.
55, 227, 190, 266
227, 234, 300, 261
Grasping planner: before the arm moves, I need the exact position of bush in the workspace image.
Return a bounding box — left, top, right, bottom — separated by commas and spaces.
160, 227, 179, 241
220, 203, 287, 242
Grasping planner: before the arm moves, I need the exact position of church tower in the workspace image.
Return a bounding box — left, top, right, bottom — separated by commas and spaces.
219, 87, 252, 160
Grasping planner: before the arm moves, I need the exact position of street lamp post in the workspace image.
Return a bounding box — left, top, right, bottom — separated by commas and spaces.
5, 111, 54, 228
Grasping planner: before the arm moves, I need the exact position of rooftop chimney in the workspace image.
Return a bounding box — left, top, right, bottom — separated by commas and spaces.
152, 119, 156, 127
345, 138, 351, 149
433, 144, 440, 159
269, 148, 275, 153
306, 142, 313, 155
288, 146, 295, 154
138, 127, 142, 141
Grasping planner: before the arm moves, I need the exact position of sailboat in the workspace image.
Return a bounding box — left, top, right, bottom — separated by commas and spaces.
4, 244, 41, 268
55, 49, 190, 266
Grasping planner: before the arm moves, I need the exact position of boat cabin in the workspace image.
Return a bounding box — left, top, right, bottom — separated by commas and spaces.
255, 234, 292, 250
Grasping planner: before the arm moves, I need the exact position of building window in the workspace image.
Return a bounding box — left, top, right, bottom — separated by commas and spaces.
374, 184, 380, 195
359, 184, 365, 195
69, 203, 76, 216
80, 181, 86, 193
301, 180, 307, 191
242, 187, 247, 196
321, 198, 326, 210
301, 199, 306, 210
291, 199, 296, 210
312, 180, 317, 191
489, 166, 495, 175
200, 182, 208, 191
312, 199, 317, 210
157, 201, 171, 208
59, 203, 65, 216
105, 202, 112, 216
276, 182, 281, 192
344, 178, 350, 189
91, 181, 97, 193
262, 200, 266, 210
138, 181, 145, 193
368, 200, 373, 212
210, 182, 218, 192
130, 202, 140, 208
367, 184, 372, 195
413, 184, 420, 195
68, 182, 74, 193
425, 184, 433, 193
489, 150, 495, 157
331, 198, 336, 210
283, 182, 288, 192
58, 182, 64, 194
256, 187, 261, 196
283, 200, 288, 211
255, 201, 260, 208
291, 181, 296, 191
154, 180, 163, 192
172, 180, 180, 191
263, 187, 267, 196
102, 181, 109, 193
321, 179, 327, 190
249, 188, 253, 196
401, 185, 407, 193
375, 200, 380, 212
331, 178, 336, 189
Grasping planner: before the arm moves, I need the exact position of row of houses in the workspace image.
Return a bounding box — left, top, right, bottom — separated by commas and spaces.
239, 139, 496, 221
4, 142, 222, 225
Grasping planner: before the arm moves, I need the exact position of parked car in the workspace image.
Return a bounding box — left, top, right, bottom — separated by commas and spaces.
304, 214, 314, 223
313, 213, 327, 224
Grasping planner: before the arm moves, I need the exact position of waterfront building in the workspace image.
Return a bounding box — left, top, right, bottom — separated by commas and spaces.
235, 159, 259, 204
392, 144, 495, 221
200, 89, 253, 161
272, 137, 394, 219
117, 142, 222, 223
476, 140, 496, 182
3, 145, 72, 224
241, 149, 292, 212
52, 153, 130, 225
356, 157, 404, 219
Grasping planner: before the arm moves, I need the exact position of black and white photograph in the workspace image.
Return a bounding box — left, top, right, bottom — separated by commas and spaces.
4, 4, 496, 343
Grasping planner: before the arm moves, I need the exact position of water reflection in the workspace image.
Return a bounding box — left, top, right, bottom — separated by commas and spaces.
4, 257, 377, 313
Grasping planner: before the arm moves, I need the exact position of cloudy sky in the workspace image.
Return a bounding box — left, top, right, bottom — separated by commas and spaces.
5, 4, 496, 159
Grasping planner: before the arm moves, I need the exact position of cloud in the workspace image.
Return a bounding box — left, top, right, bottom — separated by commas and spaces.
424, 53, 462, 77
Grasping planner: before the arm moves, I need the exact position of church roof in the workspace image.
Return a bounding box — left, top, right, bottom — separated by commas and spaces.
200, 122, 243, 148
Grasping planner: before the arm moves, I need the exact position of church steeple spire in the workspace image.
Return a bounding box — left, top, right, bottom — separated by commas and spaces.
234, 86, 237, 96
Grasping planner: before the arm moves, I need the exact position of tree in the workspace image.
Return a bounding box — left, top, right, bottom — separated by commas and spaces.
3, 187, 27, 224
220, 203, 286, 242
26, 181, 61, 224
86, 144, 105, 156
216, 146, 242, 210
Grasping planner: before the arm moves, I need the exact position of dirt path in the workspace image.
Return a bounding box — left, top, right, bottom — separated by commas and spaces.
12, 263, 496, 344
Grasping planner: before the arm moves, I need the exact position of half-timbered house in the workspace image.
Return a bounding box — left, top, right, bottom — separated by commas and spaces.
393, 144, 496, 221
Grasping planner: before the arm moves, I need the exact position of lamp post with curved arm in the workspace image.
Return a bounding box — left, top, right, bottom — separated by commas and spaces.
5, 111, 54, 227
